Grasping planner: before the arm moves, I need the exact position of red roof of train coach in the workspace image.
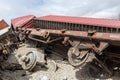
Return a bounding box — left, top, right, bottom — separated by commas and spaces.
0, 20, 9, 30
11, 15, 35, 29
35, 15, 120, 28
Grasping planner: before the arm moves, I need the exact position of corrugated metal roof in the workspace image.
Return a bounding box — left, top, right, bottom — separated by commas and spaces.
11, 15, 35, 28
0, 19, 9, 30
35, 15, 120, 28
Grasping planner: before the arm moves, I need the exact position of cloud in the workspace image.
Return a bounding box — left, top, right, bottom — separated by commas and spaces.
0, 0, 120, 24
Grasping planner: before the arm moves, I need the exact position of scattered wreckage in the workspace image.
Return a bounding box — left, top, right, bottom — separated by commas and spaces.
0, 15, 120, 78
0, 19, 18, 62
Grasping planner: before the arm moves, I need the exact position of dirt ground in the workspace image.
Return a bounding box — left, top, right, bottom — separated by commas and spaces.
0, 44, 120, 80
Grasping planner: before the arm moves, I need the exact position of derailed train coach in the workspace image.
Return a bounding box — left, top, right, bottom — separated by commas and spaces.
11, 15, 120, 77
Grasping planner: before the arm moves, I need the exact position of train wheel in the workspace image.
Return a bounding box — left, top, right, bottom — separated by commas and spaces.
20, 51, 37, 71
68, 47, 89, 67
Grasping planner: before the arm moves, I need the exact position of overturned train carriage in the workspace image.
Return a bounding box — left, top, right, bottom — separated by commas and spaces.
11, 15, 120, 76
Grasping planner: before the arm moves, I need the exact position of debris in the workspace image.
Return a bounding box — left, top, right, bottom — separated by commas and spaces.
39, 75, 49, 80
5, 63, 23, 71
0, 62, 22, 71
62, 75, 67, 80
46, 60, 57, 73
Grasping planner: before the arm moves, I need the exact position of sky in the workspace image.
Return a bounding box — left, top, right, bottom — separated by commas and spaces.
0, 0, 120, 24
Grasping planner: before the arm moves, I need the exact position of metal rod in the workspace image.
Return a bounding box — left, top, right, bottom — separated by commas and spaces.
28, 35, 63, 44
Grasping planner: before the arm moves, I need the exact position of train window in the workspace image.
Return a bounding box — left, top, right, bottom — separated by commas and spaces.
48, 21, 50, 29
118, 28, 120, 33
101, 27, 103, 32
89, 25, 93, 31
53, 22, 56, 29
95, 26, 97, 31
39, 21, 43, 28
40, 20, 42, 28
81, 24, 83, 31
76, 24, 79, 30
37, 21, 39, 27
74, 24, 76, 30
55, 22, 57, 29
52, 21, 54, 29
70, 23, 72, 30
83, 25, 86, 31
64, 23, 67, 29
78, 24, 80, 30
44, 21, 46, 29
69, 23, 72, 30
67, 23, 70, 30
52, 21, 54, 28
59, 22, 61, 30
40, 20, 43, 28
56, 22, 58, 30
65, 23, 68, 30
110, 28, 112, 33
62, 22, 65, 29
84, 25, 87, 31
36, 21, 38, 28
92, 25, 94, 30
59, 22, 62, 29
61, 22, 64, 29
42, 20, 44, 28
87, 25, 89, 30
43, 21, 45, 28
53, 22, 55, 29
98, 27, 101, 32
46, 21, 48, 28
93, 26, 96, 31
112, 28, 117, 33
60, 22, 62, 29
36, 21, 38, 27
44, 21, 46, 28
49, 21, 51, 29
65, 23, 67, 29
107, 28, 111, 33
103, 27, 106, 32
94, 26, 97, 31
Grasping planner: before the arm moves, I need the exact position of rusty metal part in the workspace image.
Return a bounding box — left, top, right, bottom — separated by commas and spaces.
28, 34, 63, 44
0, 43, 4, 51
98, 42, 109, 54
94, 57, 113, 76
20, 51, 37, 71
67, 47, 89, 67
61, 29, 67, 33
5, 63, 22, 71
26, 28, 120, 46
62, 37, 70, 46
16, 27, 120, 46
68, 42, 109, 55
88, 30, 96, 36
91, 42, 109, 55
19, 32, 26, 41
43, 31, 49, 38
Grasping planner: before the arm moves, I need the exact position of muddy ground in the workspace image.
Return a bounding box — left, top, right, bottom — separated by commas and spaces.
0, 44, 120, 80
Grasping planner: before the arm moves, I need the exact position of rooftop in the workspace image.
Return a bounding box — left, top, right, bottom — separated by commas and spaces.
11, 15, 35, 28
35, 15, 120, 28
0, 19, 9, 30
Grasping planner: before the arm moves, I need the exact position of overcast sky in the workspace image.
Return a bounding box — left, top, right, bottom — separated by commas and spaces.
0, 0, 120, 24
